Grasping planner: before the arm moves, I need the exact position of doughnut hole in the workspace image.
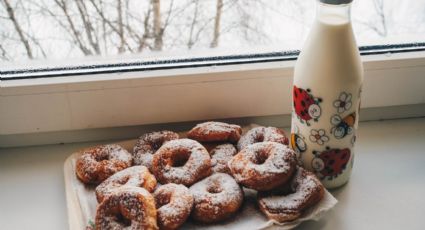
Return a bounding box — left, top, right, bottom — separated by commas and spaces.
207, 183, 223, 194
252, 148, 270, 165
255, 133, 265, 143
114, 212, 132, 227
118, 176, 130, 185
155, 192, 171, 209
170, 149, 191, 167
94, 152, 109, 162
151, 139, 165, 150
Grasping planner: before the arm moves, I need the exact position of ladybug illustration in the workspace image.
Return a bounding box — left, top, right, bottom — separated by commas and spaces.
293, 85, 322, 126
311, 147, 351, 180
330, 112, 356, 139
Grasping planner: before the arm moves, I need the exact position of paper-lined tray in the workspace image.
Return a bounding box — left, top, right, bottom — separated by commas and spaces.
64, 126, 337, 230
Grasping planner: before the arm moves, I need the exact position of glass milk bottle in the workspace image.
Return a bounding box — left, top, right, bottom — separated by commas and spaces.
291, 0, 363, 189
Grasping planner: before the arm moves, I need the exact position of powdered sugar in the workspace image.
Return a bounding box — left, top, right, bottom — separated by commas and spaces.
187, 121, 242, 142
230, 142, 296, 178
95, 166, 157, 203
152, 139, 211, 186
154, 183, 193, 229
95, 187, 157, 230
210, 144, 237, 174
132, 131, 179, 169
237, 126, 289, 151
258, 167, 324, 212
189, 173, 243, 222
76, 144, 133, 184
192, 122, 241, 134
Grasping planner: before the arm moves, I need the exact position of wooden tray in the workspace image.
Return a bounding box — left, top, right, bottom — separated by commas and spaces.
64, 126, 337, 230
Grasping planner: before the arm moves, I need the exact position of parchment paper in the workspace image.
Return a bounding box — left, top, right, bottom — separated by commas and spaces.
64, 125, 337, 230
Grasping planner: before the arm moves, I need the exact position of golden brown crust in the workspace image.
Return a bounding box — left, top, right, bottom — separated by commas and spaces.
257, 167, 325, 223
76, 144, 133, 185
95, 187, 158, 230
95, 166, 157, 203
152, 139, 212, 186
132, 131, 179, 170
187, 122, 242, 143
190, 173, 244, 223
154, 183, 194, 230
228, 142, 297, 191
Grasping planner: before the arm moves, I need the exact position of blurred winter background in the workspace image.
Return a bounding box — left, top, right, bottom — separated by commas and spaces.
0, 0, 424, 63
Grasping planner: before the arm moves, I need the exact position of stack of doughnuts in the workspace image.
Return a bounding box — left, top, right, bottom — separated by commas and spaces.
75, 121, 325, 230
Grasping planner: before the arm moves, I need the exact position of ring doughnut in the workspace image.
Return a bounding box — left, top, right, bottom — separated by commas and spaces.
228, 142, 297, 191
76, 144, 133, 185
152, 139, 211, 186
95, 166, 157, 203
190, 173, 244, 223
154, 183, 194, 230
237, 126, 289, 151
257, 167, 325, 222
187, 121, 242, 143
132, 131, 179, 170
95, 187, 158, 230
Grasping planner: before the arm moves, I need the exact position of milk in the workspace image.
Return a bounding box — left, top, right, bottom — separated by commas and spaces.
291, 0, 363, 189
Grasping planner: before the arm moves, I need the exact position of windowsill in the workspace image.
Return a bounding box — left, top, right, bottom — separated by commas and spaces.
0, 117, 424, 229
1, 50, 425, 147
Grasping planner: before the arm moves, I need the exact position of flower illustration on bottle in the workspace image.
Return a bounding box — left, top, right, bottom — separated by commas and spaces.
330, 112, 356, 139
333, 92, 352, 113
311, 147, 351, 180
293, 85, 322, 126
309, 129, 329, 145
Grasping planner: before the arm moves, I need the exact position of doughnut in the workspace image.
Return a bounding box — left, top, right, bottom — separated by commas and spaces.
228, 142, 297, 191
190, 173, 244, 223
237, 126, 289, 151
210, 144, 237, 174
187, 121, 242, 143
95, 166, 157, 203
152, 139, 211, 186
154, 183, 194, 230
76, 144, 133, 185
95, 187, 158, 230
257, 167, 325, 222
132, 131, 179, 170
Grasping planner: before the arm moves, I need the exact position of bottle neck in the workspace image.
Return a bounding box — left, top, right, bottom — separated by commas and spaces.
316, 1, 352, 23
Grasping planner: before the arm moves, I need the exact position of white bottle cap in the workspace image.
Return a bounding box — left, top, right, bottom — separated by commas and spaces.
319, 0, 353, 4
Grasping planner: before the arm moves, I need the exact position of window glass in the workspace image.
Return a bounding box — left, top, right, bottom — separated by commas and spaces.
0, 0, 424, 64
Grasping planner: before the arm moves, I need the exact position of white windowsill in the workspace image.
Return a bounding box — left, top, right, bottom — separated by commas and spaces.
1, 50, 425, 147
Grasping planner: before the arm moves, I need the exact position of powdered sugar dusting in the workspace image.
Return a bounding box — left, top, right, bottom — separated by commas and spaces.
258, 167, 324, 211
76, 144, 133, 184
152, 139, 211, 186
154, 183, 193, 229
132, 131, 179, 169
95, 187, 157, 230
210, 144, 237, 174
237, 127, 289, 151
189, 173, 243, 222
95, 166, 157, 203
230, 142, 296, 179
106, 144, 133, 162
187, 121, 242, 142
193, 121, 241, 133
